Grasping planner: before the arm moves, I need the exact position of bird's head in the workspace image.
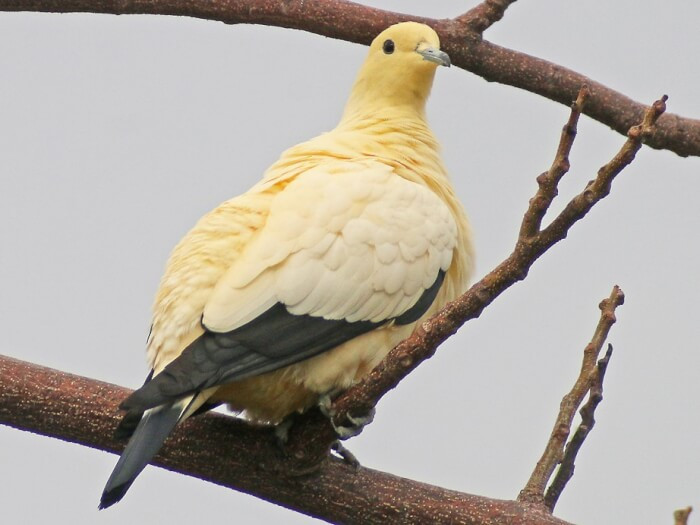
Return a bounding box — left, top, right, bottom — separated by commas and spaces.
342, 22, 450, 121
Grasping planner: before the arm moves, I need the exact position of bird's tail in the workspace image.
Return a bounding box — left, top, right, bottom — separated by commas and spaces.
99, 398, 190, 509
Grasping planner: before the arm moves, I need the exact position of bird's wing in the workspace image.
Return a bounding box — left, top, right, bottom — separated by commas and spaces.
121, 160, 457, 412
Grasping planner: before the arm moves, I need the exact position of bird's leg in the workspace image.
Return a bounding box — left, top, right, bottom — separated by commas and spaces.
331, 441, 360, 469
320, 395, 375, 468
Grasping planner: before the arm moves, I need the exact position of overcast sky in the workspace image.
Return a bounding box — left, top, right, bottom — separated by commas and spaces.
1, 1, 699, 523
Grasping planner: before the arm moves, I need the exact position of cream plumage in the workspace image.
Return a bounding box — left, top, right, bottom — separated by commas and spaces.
100, 21, 473, 508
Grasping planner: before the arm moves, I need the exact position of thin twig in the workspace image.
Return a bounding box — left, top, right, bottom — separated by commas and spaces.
518, 287, 624, 506
520, 86, 590, 239
544, 344, 614, 510
539, 95, 668, 249
1, 0, 697, 156
675, 507, 693, 525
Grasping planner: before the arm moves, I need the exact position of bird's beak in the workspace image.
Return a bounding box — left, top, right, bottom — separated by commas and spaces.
416, 45, 451, 67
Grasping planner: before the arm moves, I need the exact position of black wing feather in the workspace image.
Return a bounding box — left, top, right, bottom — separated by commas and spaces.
121, 269, 445, 413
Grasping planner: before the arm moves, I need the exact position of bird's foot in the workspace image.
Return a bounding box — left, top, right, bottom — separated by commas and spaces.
318, 394, 376, 440
334, 408, 376, 439
331, 440, 360, 468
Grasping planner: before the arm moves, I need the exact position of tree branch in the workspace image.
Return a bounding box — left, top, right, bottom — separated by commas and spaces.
0, 354, 572, 525
518, 285, 623, 506
1, 0, 697, 157
544, 344, 613, 511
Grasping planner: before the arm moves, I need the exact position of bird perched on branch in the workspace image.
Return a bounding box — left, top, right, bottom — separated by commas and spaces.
100, 21, 473, 508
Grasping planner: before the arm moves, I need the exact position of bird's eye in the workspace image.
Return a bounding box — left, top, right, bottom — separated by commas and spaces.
382, 39, 395, 54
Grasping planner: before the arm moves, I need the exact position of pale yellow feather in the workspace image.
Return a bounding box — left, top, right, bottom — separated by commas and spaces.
146, 22, 474, 423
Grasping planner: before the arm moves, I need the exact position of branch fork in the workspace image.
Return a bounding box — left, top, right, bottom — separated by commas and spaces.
519, 287, 624, 510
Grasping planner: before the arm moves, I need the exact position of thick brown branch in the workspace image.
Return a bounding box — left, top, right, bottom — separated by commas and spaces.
1, 0, 697, 156
449, 39, 696, 157
0, 354, 572, 525
518, 288, 623, 506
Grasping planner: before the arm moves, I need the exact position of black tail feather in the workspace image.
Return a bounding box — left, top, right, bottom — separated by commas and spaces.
113, 410, 144, 441
99, 402, 184, 509
112, 370, 155, 441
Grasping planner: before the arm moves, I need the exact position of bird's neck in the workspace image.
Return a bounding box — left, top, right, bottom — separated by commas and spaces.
340, 63, 435, 122
340, 96, 428, 124
338, 101, 427, 129
333, 109, 443, 179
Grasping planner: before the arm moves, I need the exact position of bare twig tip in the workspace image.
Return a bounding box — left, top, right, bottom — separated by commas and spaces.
654, 96, 668, 113
607, 286, 625, 307
521, 286, 623, 510
674, 506, 693, 525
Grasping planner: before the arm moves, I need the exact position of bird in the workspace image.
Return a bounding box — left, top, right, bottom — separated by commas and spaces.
100, 21, 474, 509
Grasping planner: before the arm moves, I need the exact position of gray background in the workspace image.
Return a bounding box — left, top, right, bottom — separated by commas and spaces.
1, 1, 699, 523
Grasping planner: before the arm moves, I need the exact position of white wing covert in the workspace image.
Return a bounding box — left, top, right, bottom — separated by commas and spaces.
203, 159, 458, 331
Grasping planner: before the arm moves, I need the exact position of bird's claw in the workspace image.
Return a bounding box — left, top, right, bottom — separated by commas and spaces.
331, 440, 360, 468
318, 394, 376, 439
333, 407, 376, 439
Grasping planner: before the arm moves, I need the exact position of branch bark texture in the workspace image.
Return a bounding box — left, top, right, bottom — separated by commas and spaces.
1, 0, 698, 157
0, 354, 571, 525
